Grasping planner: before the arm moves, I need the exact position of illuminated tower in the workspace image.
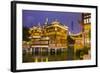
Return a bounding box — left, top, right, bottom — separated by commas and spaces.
82, 13, 91, 48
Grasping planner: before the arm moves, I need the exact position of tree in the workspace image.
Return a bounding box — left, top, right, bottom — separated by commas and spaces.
67, 36, 75, 45
23, 26, 30, 41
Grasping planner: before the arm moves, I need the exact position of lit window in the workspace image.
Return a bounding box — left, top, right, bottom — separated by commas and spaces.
86, 19, 89, 23
89, 18, 91, 23
84, 19, 87, 24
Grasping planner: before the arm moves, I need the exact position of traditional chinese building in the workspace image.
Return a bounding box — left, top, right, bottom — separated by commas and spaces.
25, 19, 69, 56
70, 32, 83, 51
82, 13, 91, 48
44, 19, 68, 50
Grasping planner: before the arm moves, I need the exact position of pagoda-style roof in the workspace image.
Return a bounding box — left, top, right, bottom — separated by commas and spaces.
51, 20, 60, 25
69, 32, 82, 36
45, 20, 68, 30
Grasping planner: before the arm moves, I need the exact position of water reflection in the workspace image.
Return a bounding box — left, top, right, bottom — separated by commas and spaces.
23, 46, 90, 63
23, 48, 68, 63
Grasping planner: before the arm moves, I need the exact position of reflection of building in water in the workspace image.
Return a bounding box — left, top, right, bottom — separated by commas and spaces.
23, 19, 68, 55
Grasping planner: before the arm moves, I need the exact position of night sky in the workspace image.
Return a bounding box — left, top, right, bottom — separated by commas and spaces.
22, 10, 82, 34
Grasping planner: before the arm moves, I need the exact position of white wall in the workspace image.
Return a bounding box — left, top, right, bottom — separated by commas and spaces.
0, 0, 99, 73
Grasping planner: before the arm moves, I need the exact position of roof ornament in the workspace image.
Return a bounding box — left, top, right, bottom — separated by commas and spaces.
55, 19, 58, 22
51, 19, 60, 25
38, 22, 41, 27
45, 17, 48, 25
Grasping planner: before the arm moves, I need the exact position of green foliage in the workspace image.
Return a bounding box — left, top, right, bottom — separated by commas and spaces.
67, 36, 75, 44
23, 26, 30, 41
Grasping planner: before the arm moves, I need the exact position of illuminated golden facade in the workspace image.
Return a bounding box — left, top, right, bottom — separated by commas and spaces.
26, 19, 69, 55
43, 20, 68, 49
70, 32, 83, 52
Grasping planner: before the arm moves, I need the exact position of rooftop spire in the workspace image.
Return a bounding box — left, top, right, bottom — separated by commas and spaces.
55, 19, 58, 22
38, 22, 41, 28
45, 17, 48, 25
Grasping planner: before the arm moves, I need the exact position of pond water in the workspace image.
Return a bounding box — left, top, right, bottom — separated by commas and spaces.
22, 47, 78, 63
